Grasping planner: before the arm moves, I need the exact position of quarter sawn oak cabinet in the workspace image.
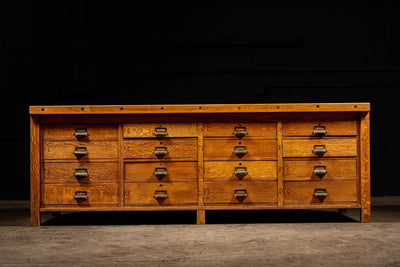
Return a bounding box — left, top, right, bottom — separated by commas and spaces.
30, 103, 371, 225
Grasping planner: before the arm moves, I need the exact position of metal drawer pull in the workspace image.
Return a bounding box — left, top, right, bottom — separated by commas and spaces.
233, 146, 248, 157
313, 189, 328, 198
233, 167, 248, 177
74, 168, 89, 178
73, 147, 89, 157
313, 166, 327, 177
74, 191, 88, 200
233, 126, 248, 138
312, 145, 327, 155
74, 128, 89, 138
233, 189, 248, 198
154, 168, 168, 178
153, 126, 168, 137
154, 190, 168, 199
153, 146, 168, 157
313, 125, 327, 137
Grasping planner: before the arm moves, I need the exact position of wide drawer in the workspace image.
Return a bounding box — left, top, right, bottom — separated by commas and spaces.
283, 181, 357, 204
43, 184, 118, 206
204, 181, 277, 204
203, 122, 276, 139
43, 162, 119, 184
44, 124, 118, 141
43, 141, 118, 160
204, 139, 277, 160
283, 138, 357, 158
125, 161, 197, 182
204, 161, 277, 181
124, 182, 198, 205
284, 159, 357, 181
283, 121, 357, 137
123, 123, 197, 138
124, 138, 197, 160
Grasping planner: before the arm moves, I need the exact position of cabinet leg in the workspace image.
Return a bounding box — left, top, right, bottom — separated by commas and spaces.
197, 209, 205, 225
361, 207, 371, 223
31, 211, 41, 226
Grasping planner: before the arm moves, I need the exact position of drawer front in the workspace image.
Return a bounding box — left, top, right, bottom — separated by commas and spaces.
124, 139, 197, 160
203, 122, 276, 139
44, 124, 118, 141
43, 184, 118, 205
283, 121, 357, 137
125, 162, 197, 182
123, 123, 197, 138
283, 138, 357, 158
124, 182, 198, 205
284, 181, 357, 204
204, 161, 277, 181
204, 139, 277, 160
284, 159, 357, 181
204, 182, 277, 204
43, 141, 118, 160
44, 162, 119, 184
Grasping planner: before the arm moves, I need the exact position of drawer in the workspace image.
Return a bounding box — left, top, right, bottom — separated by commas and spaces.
283, 181, 357, 204
203, 122, 276, 139
43, 184, 118, 206
204, 161, 277, 181
284, 159, 357, 181
124, 182, 198, 205
43, 162, 119, 184
124, 138, 197, 160
44, 124, 118, 141
283, 121, 357, 137
204, 139, 277, 160
125, 161, 197, 182
123, 123, 197, 138
204, 181, 277, 204
283, 138, 357, 158
43, 141, 118, 160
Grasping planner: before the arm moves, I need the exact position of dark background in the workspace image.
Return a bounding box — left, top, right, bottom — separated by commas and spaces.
2, 2, 399, 200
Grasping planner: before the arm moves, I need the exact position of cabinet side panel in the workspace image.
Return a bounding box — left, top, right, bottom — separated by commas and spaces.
360, 112, 371, 222
30, 116, 41, 226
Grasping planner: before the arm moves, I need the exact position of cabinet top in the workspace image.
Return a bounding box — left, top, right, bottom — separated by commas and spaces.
30, 103, 370, 115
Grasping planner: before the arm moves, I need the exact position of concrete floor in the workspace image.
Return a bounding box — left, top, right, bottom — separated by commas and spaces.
0, 198, 399, 266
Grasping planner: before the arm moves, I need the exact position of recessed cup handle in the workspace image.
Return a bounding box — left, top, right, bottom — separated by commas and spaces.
233, 167, 248, 177
313, 125, 327, 137
153, 126, 168, 137
154, 168, 168, 179
233, 189, 248, 198
74, 168, 89, 178
233, 126, 248, 138
312, 145, 327, 155
74, 128, 89, 138
154, 190, 168, 199
73, 147, 89, 157
313, 188, 328, 198
153, 147, 168, 157
233, 146, 248, 157
74, 191, 88, 201
313, 166, 327, 177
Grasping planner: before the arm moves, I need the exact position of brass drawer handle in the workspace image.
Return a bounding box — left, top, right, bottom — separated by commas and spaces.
313, 189, 328, 198
313, 166, 327, 177
74, 168, 89, 178
313, 125, 327, 137
233, 167, 248, 177
153, 146, 168, 157
312, 145, 327, 155
74, 191, 88, 201
154, 167, 168, 179
74, 128, 89, 138
73, 147, 89, 157
233, 189, 248, 198
233, 146, 248, 157
154, 190, 168, 199
153, 126, 168, 137
233, 126, 248, 138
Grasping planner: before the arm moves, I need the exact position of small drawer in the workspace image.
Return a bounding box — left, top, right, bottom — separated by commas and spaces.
204, 139, 276, 161
44, 124, 118, 141
283, 121, 357, 137
283, 138, 357, 158
125, 161, 197, 182
204, 161, 277, 181
124, 138, 197, 160
204, 181, 277, 204
284, 159, 357, 181
44, 162, 119, 184
203, 122, 276, 139
123, 123, 197, 138
124, 182, 198, 205
43, 141, 118, 160
283, 181, 357, 204
43, 184, 118, 206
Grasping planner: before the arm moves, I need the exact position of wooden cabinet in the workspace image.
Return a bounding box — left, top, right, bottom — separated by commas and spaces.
30, 103, 371, 225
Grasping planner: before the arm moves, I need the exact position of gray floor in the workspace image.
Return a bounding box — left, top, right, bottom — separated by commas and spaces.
0, 198, 399, 266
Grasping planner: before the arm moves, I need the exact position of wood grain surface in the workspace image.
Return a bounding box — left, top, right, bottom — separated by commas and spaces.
283, 121, 357, 136
204, 161, 277, 181
203, 122, 276, 139
123, 123, 197, 138
43, 141, 118, 160
43, 124, 118, 140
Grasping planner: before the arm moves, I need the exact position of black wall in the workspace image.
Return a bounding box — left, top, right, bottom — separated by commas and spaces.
2, 2, 399, 199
